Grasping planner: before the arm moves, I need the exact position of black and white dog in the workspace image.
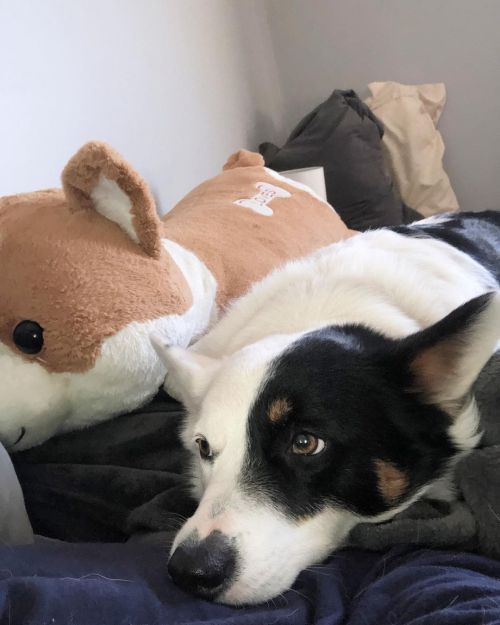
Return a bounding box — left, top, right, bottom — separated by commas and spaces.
153, 212, 500, 605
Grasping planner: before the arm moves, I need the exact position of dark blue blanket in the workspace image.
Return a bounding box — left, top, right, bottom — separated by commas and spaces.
1, 542, 499, 625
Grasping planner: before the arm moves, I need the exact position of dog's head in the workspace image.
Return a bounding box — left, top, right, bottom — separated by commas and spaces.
156, 293, 500, 605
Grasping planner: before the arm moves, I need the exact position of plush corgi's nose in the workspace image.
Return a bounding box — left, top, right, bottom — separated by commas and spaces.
168, 531, 237, 599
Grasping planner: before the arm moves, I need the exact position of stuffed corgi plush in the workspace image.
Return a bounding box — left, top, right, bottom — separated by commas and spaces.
0, 142, 351, 450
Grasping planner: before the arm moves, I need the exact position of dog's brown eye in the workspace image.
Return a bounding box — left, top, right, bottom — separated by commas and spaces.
292, 432, 325, 456
195, 436, 213, 460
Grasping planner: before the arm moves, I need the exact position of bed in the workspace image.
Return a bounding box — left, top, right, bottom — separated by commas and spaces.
4, 87, 500, 625
1, 541, 500, 624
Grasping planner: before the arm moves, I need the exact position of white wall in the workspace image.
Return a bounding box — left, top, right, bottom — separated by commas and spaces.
264, 0, 500, 212
0, 0, 282, 212
4, 1, 499, 215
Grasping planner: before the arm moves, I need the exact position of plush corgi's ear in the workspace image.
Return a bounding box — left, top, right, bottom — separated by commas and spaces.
223, 149, 264, 170
401, 292, 500, 411
62, 141, 162, 258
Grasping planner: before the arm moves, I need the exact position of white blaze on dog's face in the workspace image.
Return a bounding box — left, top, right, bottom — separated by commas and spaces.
156, 293, 500, 605
159, 335, 360, 605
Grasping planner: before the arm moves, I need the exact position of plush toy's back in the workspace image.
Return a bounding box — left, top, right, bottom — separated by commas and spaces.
164, 150, 352, 304
0, 142, 352, 450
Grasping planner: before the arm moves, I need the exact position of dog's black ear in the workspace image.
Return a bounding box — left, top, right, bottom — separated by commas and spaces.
398, 292, 500, 410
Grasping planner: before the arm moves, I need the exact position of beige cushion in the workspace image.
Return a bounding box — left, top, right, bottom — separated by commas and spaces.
366, 81, 459, 217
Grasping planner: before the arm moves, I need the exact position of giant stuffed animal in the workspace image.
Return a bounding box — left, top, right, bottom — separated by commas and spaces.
0, 142, 352, 450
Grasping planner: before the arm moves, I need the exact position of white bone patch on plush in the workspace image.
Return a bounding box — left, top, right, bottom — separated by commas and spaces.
234, 182, 291, 216
90, 175, 139, 243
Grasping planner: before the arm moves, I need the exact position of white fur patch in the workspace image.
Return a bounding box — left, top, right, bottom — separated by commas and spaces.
414, 213, 454, 226
448, 398, 483, 452
161, 239, 218, 341
0, 342, 69, 449
90, 175, 139, 243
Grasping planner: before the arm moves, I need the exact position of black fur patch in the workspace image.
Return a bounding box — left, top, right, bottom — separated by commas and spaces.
242, 325, 457, 519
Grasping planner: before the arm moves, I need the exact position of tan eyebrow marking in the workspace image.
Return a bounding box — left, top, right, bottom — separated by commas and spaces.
267, 398, 292, 424
374, 459, 409, 505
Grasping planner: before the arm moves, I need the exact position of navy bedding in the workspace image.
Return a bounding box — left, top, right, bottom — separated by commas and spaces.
10, 388, 500, 624
1, 542, 500, 625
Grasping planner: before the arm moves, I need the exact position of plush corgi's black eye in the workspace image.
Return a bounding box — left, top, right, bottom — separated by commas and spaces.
13, 321, 44, 354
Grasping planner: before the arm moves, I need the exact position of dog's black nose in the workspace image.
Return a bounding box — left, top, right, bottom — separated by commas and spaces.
168, 531, 237, 599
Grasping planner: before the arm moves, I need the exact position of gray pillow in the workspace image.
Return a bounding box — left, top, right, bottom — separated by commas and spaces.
260, 89, 421, 231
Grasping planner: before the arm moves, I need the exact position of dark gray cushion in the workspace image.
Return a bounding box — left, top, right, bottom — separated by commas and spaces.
13, 391, 196, 543
260, 89, 421, 231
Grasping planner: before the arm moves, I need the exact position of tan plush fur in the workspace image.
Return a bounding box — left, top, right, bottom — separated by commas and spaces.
0, 189, 190, 373
165, 150, 353, 306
